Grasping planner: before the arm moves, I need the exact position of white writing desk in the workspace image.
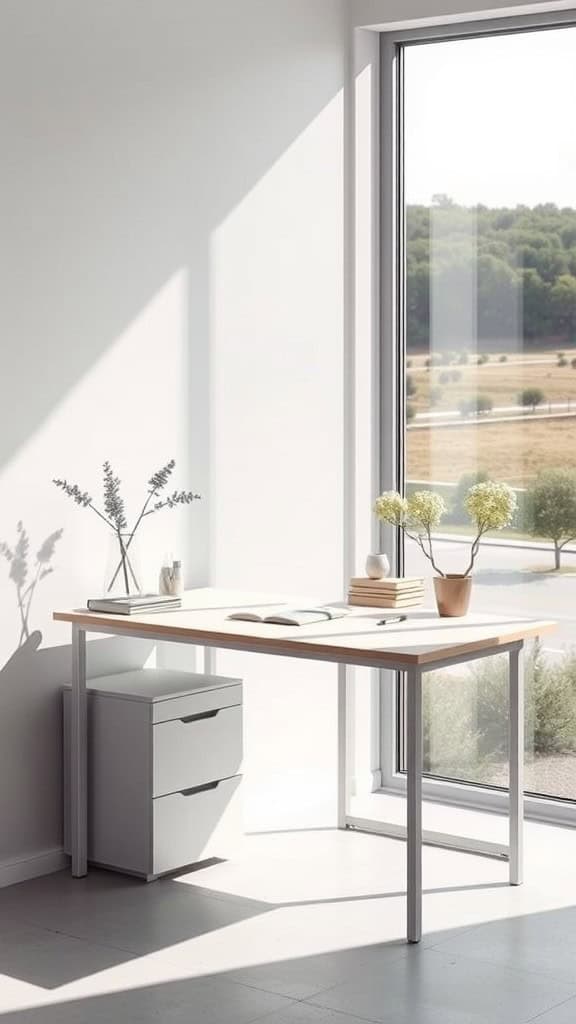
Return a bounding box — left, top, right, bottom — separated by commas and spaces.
54, 589, 555, 943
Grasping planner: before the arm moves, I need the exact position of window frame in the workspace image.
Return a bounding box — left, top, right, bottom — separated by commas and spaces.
376, 7, 576, 828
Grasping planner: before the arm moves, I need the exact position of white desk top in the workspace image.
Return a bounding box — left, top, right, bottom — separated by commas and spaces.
54, 588, 555, 669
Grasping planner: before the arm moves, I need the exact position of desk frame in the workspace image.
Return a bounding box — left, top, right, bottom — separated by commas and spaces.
67, 618, 524, 944
340, 643, 524, 942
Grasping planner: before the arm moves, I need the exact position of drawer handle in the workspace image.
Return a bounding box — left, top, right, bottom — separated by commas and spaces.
180, 709, 219, 724
180, 780, 220, 796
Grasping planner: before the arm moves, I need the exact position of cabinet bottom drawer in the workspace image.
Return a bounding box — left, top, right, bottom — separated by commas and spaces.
153, 775, 242, 877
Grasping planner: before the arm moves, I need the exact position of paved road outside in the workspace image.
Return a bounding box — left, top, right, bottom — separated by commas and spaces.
417, 400, 576, 420
406, 536, 576, 653
410, 357, 560, 371
409, 410, 576, 430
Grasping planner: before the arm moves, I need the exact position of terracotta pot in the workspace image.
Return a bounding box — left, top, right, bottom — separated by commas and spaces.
433, 574, 472, 617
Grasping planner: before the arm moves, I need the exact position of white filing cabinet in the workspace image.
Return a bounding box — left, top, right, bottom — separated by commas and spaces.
63, 668, 243, 880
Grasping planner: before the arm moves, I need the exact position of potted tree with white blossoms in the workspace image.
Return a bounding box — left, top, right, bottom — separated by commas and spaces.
374, 481, 517, 616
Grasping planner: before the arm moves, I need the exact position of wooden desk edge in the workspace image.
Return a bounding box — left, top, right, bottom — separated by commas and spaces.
53, 611, 557, 668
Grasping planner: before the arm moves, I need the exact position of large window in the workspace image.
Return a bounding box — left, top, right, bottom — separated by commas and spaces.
391, 21, 576, 807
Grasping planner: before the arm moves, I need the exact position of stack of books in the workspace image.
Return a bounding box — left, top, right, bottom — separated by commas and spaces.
87, 594, 182, 615
348, 576, 424, 608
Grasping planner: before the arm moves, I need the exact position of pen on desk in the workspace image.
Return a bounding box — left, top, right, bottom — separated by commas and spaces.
377, 615, 407, 626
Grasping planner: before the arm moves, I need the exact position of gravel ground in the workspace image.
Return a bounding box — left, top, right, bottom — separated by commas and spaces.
490, 753, 576, 800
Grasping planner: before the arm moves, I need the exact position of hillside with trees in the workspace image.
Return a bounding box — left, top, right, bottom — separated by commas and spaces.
407, 199, 576, 350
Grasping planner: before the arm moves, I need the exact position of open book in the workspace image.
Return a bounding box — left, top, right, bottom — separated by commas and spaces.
228, 606, 347, 627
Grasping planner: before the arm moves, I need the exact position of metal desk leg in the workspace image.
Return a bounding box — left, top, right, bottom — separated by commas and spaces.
203, 647, 216, 675
406, 667, 423, 943
71, 625, 87, 877
509, 643, 524, 886
337, 664, 351, 829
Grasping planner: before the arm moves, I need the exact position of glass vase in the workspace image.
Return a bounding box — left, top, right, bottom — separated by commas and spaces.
104, 532, 142, 596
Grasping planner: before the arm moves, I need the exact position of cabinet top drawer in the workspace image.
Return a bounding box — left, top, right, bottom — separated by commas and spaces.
64, 668, 242, 705
152, 683, 242, 724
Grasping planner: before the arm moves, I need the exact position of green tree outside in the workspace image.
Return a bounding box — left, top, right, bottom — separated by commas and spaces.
519, 387, 545, 412
527, 468, 576, 569
407, 202, 576, 348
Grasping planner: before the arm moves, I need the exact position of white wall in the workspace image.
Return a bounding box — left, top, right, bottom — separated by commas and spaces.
4, 0, 567, 881
0, 0, 346, 879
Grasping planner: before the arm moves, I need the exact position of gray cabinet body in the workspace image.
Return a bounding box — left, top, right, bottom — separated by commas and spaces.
64, 669, 243, 879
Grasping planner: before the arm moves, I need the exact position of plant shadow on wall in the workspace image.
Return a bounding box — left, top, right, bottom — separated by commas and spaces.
0, 520, 157, 866
0, 522, 63, 649
0, 522, 67, 861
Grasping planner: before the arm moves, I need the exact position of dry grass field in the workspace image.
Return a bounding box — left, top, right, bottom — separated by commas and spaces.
407, 415, 576, 487
408, 352, 576, 413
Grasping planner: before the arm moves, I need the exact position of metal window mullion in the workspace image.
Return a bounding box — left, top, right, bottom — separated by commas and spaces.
379, 33, 407, 787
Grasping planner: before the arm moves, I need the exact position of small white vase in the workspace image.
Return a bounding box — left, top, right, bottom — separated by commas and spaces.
365, 553, 391, 580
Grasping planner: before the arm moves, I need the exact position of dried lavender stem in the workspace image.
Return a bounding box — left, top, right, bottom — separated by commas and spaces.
106, 489, 156, 592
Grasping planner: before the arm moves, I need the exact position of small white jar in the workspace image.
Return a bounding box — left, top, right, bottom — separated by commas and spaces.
365, 553, 391, 579
159, 559, 183, 596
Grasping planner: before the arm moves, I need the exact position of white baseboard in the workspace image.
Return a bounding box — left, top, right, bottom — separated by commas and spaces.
0, 848, 67, 889
350, 770, 383, 795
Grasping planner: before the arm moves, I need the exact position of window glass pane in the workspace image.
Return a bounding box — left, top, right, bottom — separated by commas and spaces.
403, 27, 576, 801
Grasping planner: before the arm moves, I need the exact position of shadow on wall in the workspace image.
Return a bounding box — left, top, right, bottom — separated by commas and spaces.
0, 632, 64, 860
0, 523, 63, 647
0, 524, 67, 861
0, 519, 155, 864
0, 628, 154, 866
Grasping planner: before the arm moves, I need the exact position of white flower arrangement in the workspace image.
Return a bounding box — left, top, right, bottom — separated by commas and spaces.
375, 481, 517, 577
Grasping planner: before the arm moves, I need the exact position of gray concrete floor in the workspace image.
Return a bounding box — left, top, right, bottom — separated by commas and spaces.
1, 824, 576, 1022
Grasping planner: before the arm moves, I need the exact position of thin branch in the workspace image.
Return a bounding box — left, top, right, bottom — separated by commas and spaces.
117, 531, 130, 593
143, 491, 201, 515
124, 548, 140, 591
404, 527, 445, 577
106, 488, 156, 592
559, 535, 576, 549
16, 583, 29, 645
23, 562, 41, 634
53, 479, 115, 530
425, 524, 445, 576
87, 504, 116, 530
108, 488, 199, 589
463, 520, 490, 576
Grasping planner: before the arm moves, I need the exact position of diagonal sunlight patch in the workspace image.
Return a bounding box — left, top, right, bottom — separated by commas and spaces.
5, 866, 576, 1017
209, 90, 343, 595
3, 826, 576, 1015
0, 269, 191, 653
3, 268, 189, 475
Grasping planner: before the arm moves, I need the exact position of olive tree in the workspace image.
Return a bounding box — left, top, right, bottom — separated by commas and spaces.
527, 468, 576, 569
519, 387, 545, 412
459, 394, 493, 417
